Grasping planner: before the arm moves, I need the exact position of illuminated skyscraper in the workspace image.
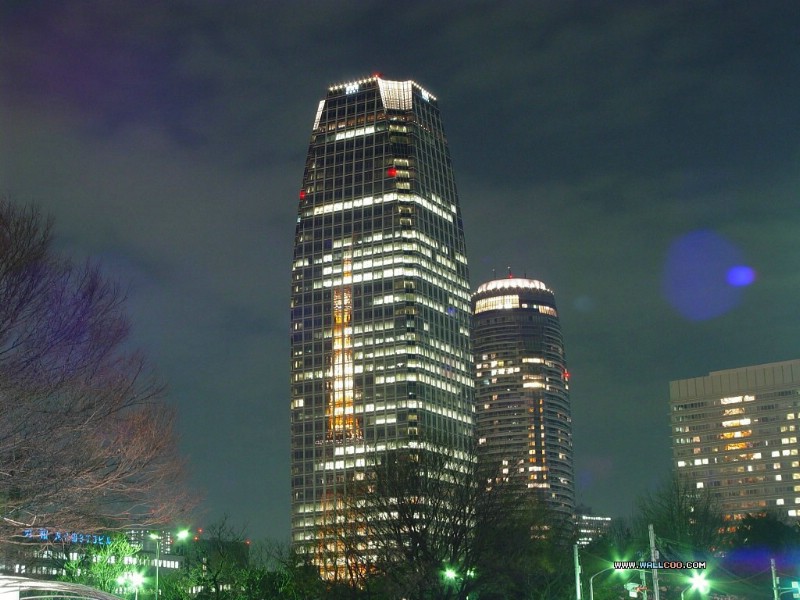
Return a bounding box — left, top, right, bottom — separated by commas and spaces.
471, 277, 575, 519
670, 359, 800, 522
289, 76, 473, 576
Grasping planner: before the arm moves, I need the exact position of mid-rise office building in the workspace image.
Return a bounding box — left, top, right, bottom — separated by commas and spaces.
289, 76, 473, 576
670, 359, 800, 521
471, 277, 575, 519
574, 511, 613, 547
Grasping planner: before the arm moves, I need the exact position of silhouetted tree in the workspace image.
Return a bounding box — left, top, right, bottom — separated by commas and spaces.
0, 199, 192, 544
181, 518, 251, 600
728, 511, 800, 552
723, 512, 800, 579
633, 474, 724, 560
255, 541, 326, 600
331, 445, 574, 600
583, 477, 725, 600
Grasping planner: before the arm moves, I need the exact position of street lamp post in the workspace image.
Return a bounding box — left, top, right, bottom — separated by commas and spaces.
148, 533, 160, 600
130, 573, 144, 600
150, 529, 190, 599
589, 567, 616, 600
117, 571, 144, 600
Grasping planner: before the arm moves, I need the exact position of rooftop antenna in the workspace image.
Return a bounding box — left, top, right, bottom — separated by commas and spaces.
507, 266, 512, 278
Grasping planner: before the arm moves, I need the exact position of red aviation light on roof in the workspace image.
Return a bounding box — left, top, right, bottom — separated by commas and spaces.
387, 167, 397, 177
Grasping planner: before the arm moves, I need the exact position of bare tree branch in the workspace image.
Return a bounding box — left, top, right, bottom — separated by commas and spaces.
0, 198, 195, 545
634, 473, 724, 559
326, 443, 570, 600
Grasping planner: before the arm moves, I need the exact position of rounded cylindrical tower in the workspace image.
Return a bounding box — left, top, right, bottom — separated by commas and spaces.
471, 276, 575, 519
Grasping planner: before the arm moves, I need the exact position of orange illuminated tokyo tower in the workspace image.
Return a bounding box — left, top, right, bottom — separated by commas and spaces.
326, 254, 361, 441
289, 75, 474, 577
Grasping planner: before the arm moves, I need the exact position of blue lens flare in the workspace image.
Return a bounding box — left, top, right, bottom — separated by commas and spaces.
662, 230, 754, 321
727, 265, 756, 287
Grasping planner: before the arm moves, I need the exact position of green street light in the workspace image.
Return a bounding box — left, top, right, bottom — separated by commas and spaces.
148, 533, 161, 600
149, 529, 191, 599
444, 567, 458, 581
588, 566, 617, 600
129, 573, 144, 589
681, 572, 710, 600
117, 571, 145, 600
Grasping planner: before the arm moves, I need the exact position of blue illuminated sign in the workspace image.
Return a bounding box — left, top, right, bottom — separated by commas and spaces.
22, 528, 112, 545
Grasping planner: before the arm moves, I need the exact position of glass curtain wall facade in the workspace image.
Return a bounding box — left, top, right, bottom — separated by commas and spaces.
471, 277, 575, 520
290, 76, 473, 577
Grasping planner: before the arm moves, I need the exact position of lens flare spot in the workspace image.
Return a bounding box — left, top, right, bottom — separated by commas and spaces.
573, 295, 595, 312
727, 265, 756, 287
662, 230, 749, 321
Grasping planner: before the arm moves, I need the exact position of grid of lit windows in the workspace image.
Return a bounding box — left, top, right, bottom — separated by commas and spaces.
575, 513, 613, 546
471, 277, 575, 520
290, 76, 473, 575
670, 360, 800, 521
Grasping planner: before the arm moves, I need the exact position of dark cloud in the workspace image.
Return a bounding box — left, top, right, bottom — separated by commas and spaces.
2, 0, 799, 540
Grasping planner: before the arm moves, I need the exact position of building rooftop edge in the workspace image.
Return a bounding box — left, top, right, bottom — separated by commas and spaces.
474, 277, 553, 295
671, 358, 800, 383
327, 75, 437, 101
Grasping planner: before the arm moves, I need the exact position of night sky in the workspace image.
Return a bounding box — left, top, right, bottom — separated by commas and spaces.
2, 1, 799, 542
